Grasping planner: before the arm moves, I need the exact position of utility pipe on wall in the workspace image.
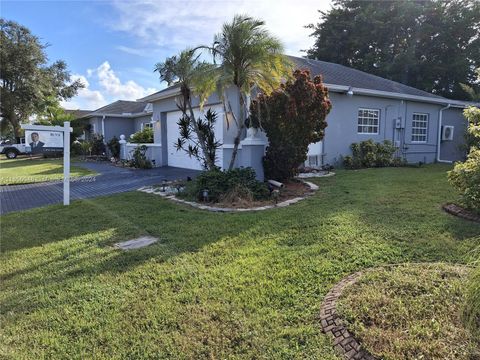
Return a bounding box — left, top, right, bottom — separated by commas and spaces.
437, 104, 452, 163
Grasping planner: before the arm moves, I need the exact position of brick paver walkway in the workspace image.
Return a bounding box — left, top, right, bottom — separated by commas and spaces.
320, 272, 377, 360
0, 162, 199, 215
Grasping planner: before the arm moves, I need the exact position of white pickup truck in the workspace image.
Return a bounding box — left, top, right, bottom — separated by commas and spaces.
0, 138, 27, 159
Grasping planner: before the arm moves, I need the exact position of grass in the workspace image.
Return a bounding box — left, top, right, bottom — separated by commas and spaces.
0, 157, 96, 185
1, 165, 479, 359
337, 263, 479, 360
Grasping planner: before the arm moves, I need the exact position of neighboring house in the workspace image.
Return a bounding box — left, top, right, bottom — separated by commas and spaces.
135, 55, 476, 177
79, 100, 153, 142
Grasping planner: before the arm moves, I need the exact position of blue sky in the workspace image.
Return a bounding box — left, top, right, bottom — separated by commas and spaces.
3, 0, 331, 110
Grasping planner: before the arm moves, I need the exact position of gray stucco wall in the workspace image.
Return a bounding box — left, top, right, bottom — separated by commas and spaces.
150, 86, 468, 170
321, 94, 467, 165
440, 107, 468, 162
104, 117, 135, 142
133, 115, 153, 133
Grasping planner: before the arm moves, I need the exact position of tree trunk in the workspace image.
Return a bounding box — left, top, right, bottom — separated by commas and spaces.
228, 91, 246, 170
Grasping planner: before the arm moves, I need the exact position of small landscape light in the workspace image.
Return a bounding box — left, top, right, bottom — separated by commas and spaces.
202, 189, 209, 202
161, 179, 168, 192
272, 189, 280, 205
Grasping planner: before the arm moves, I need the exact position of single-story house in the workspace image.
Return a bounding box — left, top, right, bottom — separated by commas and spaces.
133, 56, 475, 177
79, 100, 153, 141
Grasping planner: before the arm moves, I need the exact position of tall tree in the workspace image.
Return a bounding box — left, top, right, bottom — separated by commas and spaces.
205, 15, 292, 170
0, 19, 83, 137
307, 0, 480, 100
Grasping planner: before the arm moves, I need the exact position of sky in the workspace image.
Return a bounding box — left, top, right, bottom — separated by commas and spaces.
2, 0, 333, 110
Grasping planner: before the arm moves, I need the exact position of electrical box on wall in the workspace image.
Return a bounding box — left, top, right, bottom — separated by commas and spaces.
442, 126, 454, 141
394, 140, 401, 148
395, 118, 403, 129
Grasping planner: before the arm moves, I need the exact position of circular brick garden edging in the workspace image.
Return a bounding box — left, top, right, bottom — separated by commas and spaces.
320, 271, 377, 360
443, 203, 480, 223
137, 181, 319, 212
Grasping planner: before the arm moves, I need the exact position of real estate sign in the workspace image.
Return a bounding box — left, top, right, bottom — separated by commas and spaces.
22, 122, 72, 205
25, 130, 64, 154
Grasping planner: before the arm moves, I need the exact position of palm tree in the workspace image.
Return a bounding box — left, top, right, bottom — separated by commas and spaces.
154, 50, 218, 170
206, 14, 292, 170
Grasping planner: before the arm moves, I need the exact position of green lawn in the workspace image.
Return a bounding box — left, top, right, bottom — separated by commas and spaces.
1, 165, 479, 359
0, 157, 95, 185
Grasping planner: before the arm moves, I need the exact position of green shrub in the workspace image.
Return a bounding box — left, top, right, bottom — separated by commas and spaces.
130, 145, 152, 169
130, 127, 153, 143
344, 139, 403, 169
448, 148, 480, 213
107, 136, 120, 159
71, 141, 83, 157
91, 135, 106, 155
180, 167, 269, 203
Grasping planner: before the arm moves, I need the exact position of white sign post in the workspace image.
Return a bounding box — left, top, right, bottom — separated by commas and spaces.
21, 122, 73, 206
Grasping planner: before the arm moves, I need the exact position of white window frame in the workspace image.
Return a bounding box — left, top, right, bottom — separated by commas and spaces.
141, 122, 153, 130
411, 113, 428, 143
357, 108, 380, 135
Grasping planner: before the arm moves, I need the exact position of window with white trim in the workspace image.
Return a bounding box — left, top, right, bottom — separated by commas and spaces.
411, 113, 428, 142
357, 108, 380, 134
142, 122, 153, 130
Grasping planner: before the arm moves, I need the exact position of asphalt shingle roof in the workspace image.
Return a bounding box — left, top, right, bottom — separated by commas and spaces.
89, 100, 149, 116
64, 109, 93, 119
287, 56, 444, 99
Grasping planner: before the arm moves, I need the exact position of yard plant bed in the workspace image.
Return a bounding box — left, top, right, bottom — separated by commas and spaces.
1, 165, 479, 359
443, 203, 480, 223
0, 157, 96, 185
336, 263, 479, 360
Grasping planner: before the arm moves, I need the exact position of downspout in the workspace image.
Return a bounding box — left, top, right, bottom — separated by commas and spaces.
101, 115, 106, 142
437, 104, 452, 163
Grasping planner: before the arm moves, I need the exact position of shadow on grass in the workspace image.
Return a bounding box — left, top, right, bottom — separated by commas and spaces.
1, 166, 479, 318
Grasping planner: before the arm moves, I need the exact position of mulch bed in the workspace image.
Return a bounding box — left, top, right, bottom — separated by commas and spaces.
443, 203, 480, 223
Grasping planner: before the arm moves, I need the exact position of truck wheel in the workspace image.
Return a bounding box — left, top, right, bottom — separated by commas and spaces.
5, 150, 18, 159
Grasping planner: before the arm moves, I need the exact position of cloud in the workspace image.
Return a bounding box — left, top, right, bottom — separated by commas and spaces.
109, 0, 332, 56
116, 45, 150, 57
61, 74, 108, 110
62, 63, 157, 110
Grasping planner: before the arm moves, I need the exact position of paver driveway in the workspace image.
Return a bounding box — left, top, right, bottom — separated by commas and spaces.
0, 162, 199, 214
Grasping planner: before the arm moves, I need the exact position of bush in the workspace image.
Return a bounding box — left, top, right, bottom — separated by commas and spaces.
180, 167, 269, 203
448, 106, 480, 213
343, 139, 403, 169
448, 148, 480, 213
250, 69, 332, 181
91, 135, 106, 155
71, 140, 83, 157
107, 136, 120, 159
130, 145, 152, 169
130, 127, 153, 143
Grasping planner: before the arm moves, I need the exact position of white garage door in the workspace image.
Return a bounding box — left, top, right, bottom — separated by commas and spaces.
166, 106, 224, 170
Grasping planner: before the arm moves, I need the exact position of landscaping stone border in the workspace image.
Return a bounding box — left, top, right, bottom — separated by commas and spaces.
320, 271, 377, 360
296, 171, 336, 179
443, 203, 480, 223
137, 181, 319, 212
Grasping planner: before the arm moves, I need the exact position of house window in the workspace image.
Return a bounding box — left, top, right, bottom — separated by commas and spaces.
411, 113, 428, 142
357, 108, 380, 134
142, 122, 153, 130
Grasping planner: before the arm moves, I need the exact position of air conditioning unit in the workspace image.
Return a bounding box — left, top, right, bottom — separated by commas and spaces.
442, 125, 454, 141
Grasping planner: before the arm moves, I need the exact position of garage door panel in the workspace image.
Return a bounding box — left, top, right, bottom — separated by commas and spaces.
166, 106, 224, 170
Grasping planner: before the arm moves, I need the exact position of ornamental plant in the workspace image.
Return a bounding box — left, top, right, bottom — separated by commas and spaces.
448, 106, 480, 213
130, 127, 153, 143
250, 69, 332, 180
